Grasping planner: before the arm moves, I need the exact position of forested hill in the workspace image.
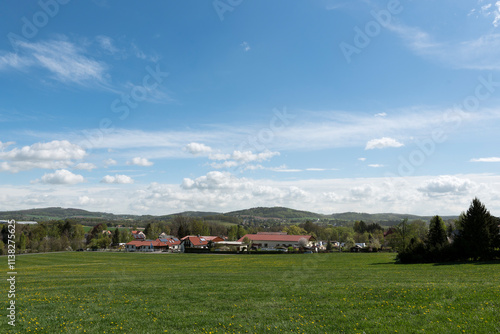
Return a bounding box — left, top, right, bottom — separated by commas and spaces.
0, 206, 458, 225
0, 207, 118, 221
226, 207, 323, 219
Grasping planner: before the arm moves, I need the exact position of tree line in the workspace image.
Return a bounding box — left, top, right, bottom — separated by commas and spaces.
397, 198, 500, 263
1, 198, 498, 261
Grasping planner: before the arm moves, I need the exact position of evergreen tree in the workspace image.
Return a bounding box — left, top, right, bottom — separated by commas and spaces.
112, 228, 120, 245
427, 215, 448, 250
455, 198, 497, 260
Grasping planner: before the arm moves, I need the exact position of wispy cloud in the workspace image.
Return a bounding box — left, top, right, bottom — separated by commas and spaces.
32, 107, 500, 159
388, 23, 500, 70
470, 157, 500, 162
0, 39, 108, 86
96, 35, 119, 54
241, 41, 251, 52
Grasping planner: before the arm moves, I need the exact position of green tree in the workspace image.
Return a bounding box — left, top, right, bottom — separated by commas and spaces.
190, 219, 210, 236
427, 215, 448, 250
120, 229, 133, 243
173, 216, 190, 238
283, 225, 307, 235
394, 219, 410, 252
344, 237, 355, 250
353, 220, 367, 234
19, 232, 27, 253
112, 228, 120, 245
455, 198, 499, 260
368, 237, 381, 251
144, 223, 162, 239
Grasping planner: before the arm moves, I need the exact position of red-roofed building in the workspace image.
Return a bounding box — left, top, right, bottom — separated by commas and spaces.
131, 230, 146, 241
182, 235, 224, 249
238, 233, 316, 249
126, 237, 181, 252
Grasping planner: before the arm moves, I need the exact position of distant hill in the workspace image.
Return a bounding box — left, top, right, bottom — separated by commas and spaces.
0, 207, 117, 221
158, 211, 221, 219
0, 206, 458, 225
227, 207, 323, 219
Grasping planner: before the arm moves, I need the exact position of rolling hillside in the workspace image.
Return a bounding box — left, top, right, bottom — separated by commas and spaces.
0, 206, 458, 225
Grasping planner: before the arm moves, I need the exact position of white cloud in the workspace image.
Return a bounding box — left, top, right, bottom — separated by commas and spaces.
349, 185, 374, 200
358, 157, 366, 161
368, 164, 384, 168
479, 1, 500, 27
1, 140, 85, 161
182, 171, 248, 191
96, 35, 119, 54
418, 176, 473, 195
374, 112, 387, 117
231, 150, 280, 163
0, 140, 86, 172
241, 41, 251, 52
0, 141, 15, 150
39, 169, 85, 185
495, 1, 500, 27
104, 158, 117, 167
470, 157, 500, 162
3, 173, 500, 216
365, 137, 404, 150
208, 150, 280, 169
210, 150, 279, 163
43, 108, 500, 157
74, 162, 97, 171
100, 174, 134, 184
185, 142, 212, 155
1, 39, 107, 86
127, 157, 153, 167
271, 167, 302, 173
210, 161, 239, 169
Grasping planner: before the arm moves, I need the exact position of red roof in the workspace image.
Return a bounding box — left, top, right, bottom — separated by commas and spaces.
126, 240, 153, 247
237, 234, 315, 242
126, 238, 180, 248
181, 235, 224, 241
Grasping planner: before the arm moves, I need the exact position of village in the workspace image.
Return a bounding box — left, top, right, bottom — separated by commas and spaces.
123, 230, 367, 253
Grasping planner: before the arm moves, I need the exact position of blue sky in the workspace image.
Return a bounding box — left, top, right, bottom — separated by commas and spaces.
1, 0, 500, 215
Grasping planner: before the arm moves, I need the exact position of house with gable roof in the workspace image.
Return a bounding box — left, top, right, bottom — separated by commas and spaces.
181, 235, 224, 249
237, 232, 316, 249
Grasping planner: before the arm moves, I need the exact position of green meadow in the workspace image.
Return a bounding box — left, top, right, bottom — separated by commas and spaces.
2, 252, 499, 333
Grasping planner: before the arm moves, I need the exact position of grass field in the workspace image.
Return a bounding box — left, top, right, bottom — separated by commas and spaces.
2, 252, 499, 333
